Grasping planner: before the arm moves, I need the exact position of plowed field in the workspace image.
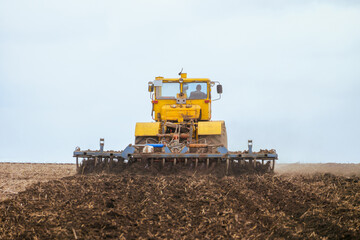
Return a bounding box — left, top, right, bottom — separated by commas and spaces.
0, 163, 75, 201
0, 163, 359, 239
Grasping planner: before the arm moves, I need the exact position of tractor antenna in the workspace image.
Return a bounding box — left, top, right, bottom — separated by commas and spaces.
178, 68, 183, 76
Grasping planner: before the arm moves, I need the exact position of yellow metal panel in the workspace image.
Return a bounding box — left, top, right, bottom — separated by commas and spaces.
198, 121, 223, 135
135, 122, 160, 136
161, 105, 201, 122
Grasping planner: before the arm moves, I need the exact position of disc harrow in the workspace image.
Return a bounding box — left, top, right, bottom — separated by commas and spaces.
74, 139, 277, 175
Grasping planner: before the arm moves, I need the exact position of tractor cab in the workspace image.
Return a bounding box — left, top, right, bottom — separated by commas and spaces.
148, 73, 222, 122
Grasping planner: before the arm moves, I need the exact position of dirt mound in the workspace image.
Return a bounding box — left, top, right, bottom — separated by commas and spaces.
1, 172, 359, 239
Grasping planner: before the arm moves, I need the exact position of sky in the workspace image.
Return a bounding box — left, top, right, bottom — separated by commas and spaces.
0, 0, 359, 163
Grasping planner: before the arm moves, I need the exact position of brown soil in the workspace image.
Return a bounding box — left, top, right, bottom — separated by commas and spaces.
0, 163, 359, 239
276, 163, 360, 176
0, 163, 75, 201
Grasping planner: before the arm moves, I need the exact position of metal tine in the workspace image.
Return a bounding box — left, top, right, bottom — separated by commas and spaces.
226, 158, 230, 175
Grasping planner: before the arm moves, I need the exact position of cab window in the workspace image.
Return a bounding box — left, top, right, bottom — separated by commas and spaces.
156, 82, 180, 99
184, 82, 208, 99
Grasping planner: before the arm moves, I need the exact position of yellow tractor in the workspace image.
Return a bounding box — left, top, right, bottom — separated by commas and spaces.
74, 72, 277, 174
136, 72, 227, 150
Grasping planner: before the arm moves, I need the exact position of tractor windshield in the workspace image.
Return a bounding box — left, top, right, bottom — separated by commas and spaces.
156, 82, 180, 99
184, 82, 208, 99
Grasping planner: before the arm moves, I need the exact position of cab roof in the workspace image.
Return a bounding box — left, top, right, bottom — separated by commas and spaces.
155, 73, 210, 82
156, 78, 210, 82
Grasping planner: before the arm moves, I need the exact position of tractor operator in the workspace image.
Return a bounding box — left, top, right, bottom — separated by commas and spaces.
189, 84, 207, 99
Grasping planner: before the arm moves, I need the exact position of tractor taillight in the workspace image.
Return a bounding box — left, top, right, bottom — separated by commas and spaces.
205, 100, 210, 103
152, 100, 158, 104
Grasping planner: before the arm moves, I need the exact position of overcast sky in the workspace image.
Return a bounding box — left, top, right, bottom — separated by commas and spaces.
1, 0, 359, 163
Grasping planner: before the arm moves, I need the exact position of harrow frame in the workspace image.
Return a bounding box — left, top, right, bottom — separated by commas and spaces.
74, 139, 278, 174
